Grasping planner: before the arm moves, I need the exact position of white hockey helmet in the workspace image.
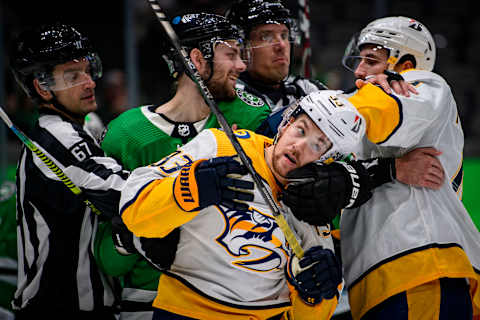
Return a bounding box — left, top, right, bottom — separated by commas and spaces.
278, 90, 366, 162
344, 16, 436, 72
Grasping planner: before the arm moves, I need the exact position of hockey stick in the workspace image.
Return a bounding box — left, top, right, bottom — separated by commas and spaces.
296, 0, 330, 91
0, 106, 102, 216
147, 0, 304, 258
298, 0, 312, 78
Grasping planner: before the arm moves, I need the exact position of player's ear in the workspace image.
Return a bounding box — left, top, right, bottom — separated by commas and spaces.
395, 60, 414, 72
33, 79, 53, 101
190, 48, 207, 74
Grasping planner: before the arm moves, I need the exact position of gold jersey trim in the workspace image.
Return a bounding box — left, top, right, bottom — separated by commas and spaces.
153, 273, 289, 320
348, 245, 480, 319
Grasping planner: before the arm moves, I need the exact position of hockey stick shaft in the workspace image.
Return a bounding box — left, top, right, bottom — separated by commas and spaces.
297, 0, 329, 91
298, 0, 312, 78
148, 0, 304, 258
0, 106, 102, 216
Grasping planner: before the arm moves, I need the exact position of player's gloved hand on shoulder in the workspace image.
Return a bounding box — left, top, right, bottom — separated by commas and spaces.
286, 246, 342, 305
281, 160, 372, 226
174, 156, 254, 212
111, 215, 137, 256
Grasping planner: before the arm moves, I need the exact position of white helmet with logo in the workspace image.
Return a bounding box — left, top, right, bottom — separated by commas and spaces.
279, 90, 366, 162
356, 16, 436, 71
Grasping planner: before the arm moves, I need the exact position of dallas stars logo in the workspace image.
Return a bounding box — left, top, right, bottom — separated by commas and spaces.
236, 89, 265, 107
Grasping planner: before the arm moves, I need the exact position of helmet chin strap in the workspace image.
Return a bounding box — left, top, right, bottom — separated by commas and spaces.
44, 91, 85, 123
205, 60, 214, 83
189, 59, 214, 84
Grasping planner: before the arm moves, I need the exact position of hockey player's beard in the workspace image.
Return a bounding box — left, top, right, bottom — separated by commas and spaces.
207, 72, 239, 101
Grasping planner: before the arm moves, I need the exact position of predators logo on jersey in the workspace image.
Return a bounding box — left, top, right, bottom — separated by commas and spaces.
216, 206, 289, 272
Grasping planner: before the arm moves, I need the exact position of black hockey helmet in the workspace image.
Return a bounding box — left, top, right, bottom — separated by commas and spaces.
225, 0, 294, 39
10, 23, 102, 101
173, 13, 243, 60
163, 13, 244, 79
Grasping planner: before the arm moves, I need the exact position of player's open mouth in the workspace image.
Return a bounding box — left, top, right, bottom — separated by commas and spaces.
285, 153, 296, 164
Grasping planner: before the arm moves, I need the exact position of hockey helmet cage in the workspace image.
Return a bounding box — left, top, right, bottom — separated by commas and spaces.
10, 23, 102, 99
278, 90, 366, 163
343, 16, 436, 72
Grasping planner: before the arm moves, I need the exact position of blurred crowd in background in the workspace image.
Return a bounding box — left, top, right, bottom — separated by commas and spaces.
2, 0, 479, 164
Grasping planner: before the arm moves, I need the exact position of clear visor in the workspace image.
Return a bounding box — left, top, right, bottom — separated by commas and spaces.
248, 28, 295, 50
342, 33, 390, 73
342, 33, 361, 72
342, 55, 387, 74
212, 39, 251, 65
38, 53, 102, 91
306, 135, 333, 158
289, 119, 333, 158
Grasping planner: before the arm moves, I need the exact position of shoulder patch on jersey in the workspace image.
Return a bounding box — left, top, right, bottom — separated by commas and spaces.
234, 129, 251, 139
236, 88, 265, 107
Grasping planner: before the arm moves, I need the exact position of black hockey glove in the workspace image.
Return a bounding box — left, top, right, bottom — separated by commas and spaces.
139, 228, 180, 270
173, 156, 254, 212
281, 161, 372, 226
383, 69, 405, 82
111, 215, 137, 256
359, 157, 396, 189
286, 246, 342, 305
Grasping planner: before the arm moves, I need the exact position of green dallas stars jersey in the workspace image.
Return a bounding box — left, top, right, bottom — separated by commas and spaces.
204, 88, 271, 131
100, 88, 271, 171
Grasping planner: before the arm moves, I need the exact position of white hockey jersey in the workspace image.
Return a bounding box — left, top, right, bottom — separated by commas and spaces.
120, 128, 338, 320
341, 70, 480, 319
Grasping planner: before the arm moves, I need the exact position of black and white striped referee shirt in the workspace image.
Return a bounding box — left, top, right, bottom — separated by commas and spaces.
13, 108, 129, 313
